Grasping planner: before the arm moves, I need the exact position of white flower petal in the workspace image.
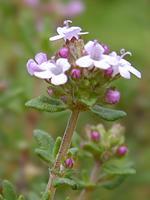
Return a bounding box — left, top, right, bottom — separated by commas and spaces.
103, 54, 118, 65
84, 41, 94, 55
56, 58, 71, 72
49, 35, 64, 41
78, 32, 89, 35
119, 66, 131, 79
94, 60, 110, 69
57, 27, 67, 35
51, 74, 68, 85
34, 70, 52, 79
120, 58, 131, 66
126, 65, 141, 78
76, 55, 93, 68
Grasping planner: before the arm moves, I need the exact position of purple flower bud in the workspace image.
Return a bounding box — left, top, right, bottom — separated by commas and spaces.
65, 158, 74, 168
71, 69, 81, 79
105, 89, 120, 104
90, 131, 100, 142
117, 146, 128, 156
104, 67, 113, 78
47, 88, 53, 96
102, 44, 110, 54
59, 47, 69, 58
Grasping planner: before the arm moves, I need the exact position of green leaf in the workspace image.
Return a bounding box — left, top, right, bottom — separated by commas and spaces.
83, 143, 102, 156
0, 194, 4, 200
25, 95, 67, 113
41, 191, 51, 200
53, 178, 84, 190
52, 137, 62, 158
100, 175, 127, 190
102, 158, 136, 175
90, 105, 127, 121
2, 180, 17, 200
68, 147, 78, 156
17, 195, 25, 200
34, 129, 54, 163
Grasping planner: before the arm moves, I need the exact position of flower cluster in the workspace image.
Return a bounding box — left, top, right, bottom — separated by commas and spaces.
26, 20, 141, 109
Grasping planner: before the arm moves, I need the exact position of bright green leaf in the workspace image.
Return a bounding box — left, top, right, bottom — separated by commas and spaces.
41, 191, 51, 200
2, 180, 17, 200
25, 95, 67, 113
52, 137, 62, 158
91, 105, 127, 121
83, 142, 102, 156
17, 195, 25, 200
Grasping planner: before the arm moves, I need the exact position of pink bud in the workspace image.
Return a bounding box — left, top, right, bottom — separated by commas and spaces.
71, 69, 81, 79
104, 67, 113, 78
105, 89, 120, 104
117, 146, 128, 157
90, 131, 100, 142
65, 158, 74, 168
59, 47, 69, 58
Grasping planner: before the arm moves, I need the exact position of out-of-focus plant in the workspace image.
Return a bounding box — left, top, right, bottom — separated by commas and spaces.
0, 20, 141, 199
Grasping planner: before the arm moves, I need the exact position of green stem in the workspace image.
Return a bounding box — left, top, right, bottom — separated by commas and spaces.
77, 160, 101, 200
46, 109, 80, 200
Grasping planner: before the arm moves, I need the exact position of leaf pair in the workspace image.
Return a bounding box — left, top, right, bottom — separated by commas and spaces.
25, 95, 127, 121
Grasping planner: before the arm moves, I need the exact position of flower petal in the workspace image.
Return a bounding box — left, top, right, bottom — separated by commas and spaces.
34, 70, 52, 79
26, 59, 39, 75
76, 55, 93, 68
51, 74, 68, 85
119, 66, 131, 79
126, 65, 141, 78
78, 32, 89, 35
64, 27, 81, 40
94, 60, 110, 69
56, 58, 71, 72
84, 41, 94, 55
49, 35, 64, 41
35, 53, 47, 65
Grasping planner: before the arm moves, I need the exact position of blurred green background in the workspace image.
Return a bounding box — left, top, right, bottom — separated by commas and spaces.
0, 0, 150, 199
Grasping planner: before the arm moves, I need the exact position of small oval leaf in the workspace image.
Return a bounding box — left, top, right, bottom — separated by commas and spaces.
91, 105, 127, 121
25, 95, 67, 113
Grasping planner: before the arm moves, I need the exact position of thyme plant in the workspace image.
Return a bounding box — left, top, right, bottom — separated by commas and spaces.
0, 20, 141, 200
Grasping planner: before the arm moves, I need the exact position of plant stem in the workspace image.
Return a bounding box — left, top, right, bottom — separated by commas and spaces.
78, 160, 101, 200
46, 109, 80, 200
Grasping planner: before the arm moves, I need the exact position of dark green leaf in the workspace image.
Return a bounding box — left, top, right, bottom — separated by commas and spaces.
2, 180, 17, 200
53, 178, 84, 190
91, 105, 127, 121
100, 175, 127, 189
102, 158, 136, 175
25, 95, 67, 113
34, 129, 54, 163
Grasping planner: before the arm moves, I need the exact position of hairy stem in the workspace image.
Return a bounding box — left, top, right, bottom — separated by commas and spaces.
78, 160, 101, 200
46, 109, 80, 199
